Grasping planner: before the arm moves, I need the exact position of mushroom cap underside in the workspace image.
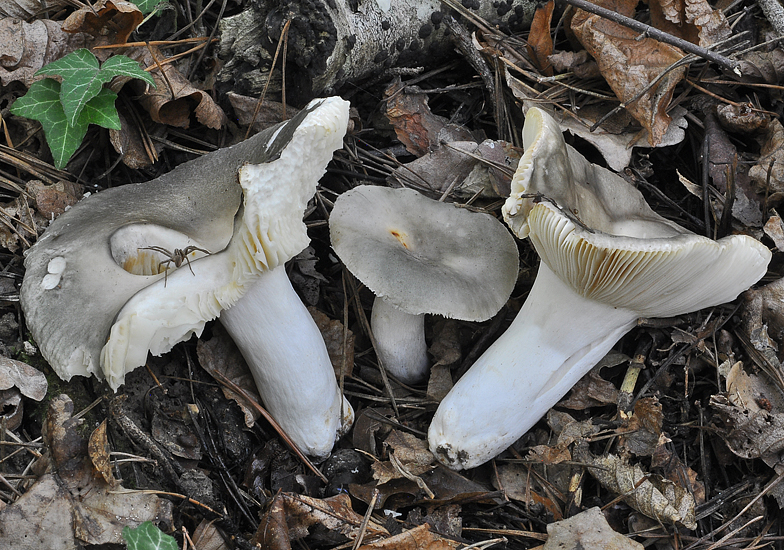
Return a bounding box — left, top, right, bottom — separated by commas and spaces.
330, 185, 519, 320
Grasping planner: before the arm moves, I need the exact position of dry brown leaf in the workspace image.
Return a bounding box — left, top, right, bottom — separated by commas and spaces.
0, 355, 47, 400
352, 407, 394, 456
570, 0, 686, 146
88, 419, 117, 486
191, 519, 229, 550
710, 393, 784, 474
738, 49, 784, 83
650, 433, 706, 504
704, 112, 763, 226
618, 397, 663, 457
390, 138, 519, 198
764, 213, 784, 252
575, 443, 697, 529
742, 275, 784, 350
309, 307, 355, 380
0, 0, 43, 18
26, 179, 83, 219
253, 491, 388, 549
543, 507, 644, 550
62, 0, 142, 47
0, 18, 90, 87
227, 92, 298, 132
197, 324, 261, 427
648, 0, 731, 46
373, 430, 435, 484
124, 45, 226, 130
527, 0, 555, 76
749, 118, 784, 203
494, 463, 564, 519
357, 523, 459, 550
559, 367, 620, 410
0, 395, 172, 548
548, 49, 600, 78
716, 103, 770, 135
384, 78, 474, 157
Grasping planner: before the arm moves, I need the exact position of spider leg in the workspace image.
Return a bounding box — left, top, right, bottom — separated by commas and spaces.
158, 258, 173, 287
183, 254, 195, 276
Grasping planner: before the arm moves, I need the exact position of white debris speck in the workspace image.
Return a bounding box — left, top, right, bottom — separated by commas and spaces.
24, 341, 37, 355
41, 256, 66, 289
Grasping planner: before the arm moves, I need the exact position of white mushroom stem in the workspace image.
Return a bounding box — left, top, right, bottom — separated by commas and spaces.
428, 263, 637, 470
370, 296, 429, 384
220, 267, 353, 459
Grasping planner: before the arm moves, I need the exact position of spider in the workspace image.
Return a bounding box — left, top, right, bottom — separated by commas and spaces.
138, 245, 211, 286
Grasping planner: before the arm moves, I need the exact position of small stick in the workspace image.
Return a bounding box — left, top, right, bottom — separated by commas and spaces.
564, 0, 741, 73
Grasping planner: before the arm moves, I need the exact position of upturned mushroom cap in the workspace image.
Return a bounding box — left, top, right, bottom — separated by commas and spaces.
502, 107, 771, 317
22, 97, 350, 388
330, 185, 519, 321
428, 107, 772, 470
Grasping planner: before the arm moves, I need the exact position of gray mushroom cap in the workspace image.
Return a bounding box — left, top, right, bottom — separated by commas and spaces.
330, 185, 519, 321
21, 105, 324, 384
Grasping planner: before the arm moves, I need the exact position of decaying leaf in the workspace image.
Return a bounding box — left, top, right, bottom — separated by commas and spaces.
647, 0, 731, 46
0, 355, 47, 401
738, 49, 784, 84
749, 118, 784, 203
390, 139, 519, 198
0, 17, 90, 86
742, 275, 784, 352
559, 354, 625, 410
650, 433, 706, 504
357, 523, 460, 550
716, 103, 770, 135
227, 92, 297, 132
0, 395, 173, 548
197, 324, 261, 427
26, 179, 83, 220
309, 307, 354, 380
704, 112, 763, 227
61, 0, 143, 47
253, 491, 388, 549
494, 463, 564, 519
88, 419, 117, 486
710, 393, 784, 474
352, 407, 394, 456
763, 213, 784, 251
569, 0, 687, 146
373, 430, 435, 485
574, 443, 697, 529
543, 507, 644, 550
618, 397, 663, 457
384, 78, 474, 157
121, 45, 226, 130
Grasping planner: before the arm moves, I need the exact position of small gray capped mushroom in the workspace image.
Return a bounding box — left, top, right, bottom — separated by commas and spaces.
329, 185, 519, 383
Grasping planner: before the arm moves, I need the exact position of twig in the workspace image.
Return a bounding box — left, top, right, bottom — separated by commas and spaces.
563, 0, 741, 73
757, 0, 784, 37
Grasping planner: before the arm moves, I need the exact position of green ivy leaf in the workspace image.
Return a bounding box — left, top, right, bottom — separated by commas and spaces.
10, 79, 88, 169
36, 49, 154, 127
131, 0, 167, 15
10, 79, 121, 169
122, 521, 178, 550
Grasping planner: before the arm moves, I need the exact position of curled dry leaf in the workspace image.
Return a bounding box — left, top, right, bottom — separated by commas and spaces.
574, 443, 697, 529
618, 397, 664, 457
253, 491, 388, 550
716, 103, 770, 135
763, 213, 784, 252
121, 45, 226, 130
527, 0, 555, 75
384, 78, 474, 157
569, 0, 686, 146
88, 419, 116, 487
61, 0, 142, 47
543, 507, 644, 550
0, 17, 90, 86
0, 395, 173, 548
737, 49, 784, 84
651, 433, 706, 504
494, 463, 564, 518
373, 430, 435, 485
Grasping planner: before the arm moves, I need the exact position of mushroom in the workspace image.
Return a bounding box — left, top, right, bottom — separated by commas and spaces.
428, 107, 772, 470
22, 97, 353, 457
329, 185, 519, 383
